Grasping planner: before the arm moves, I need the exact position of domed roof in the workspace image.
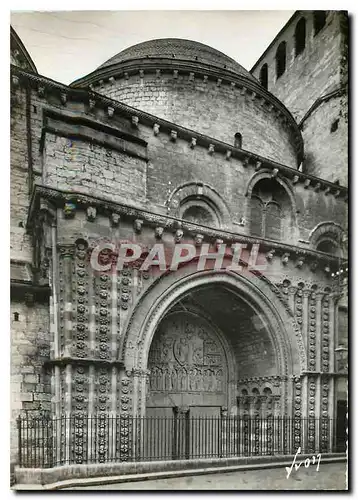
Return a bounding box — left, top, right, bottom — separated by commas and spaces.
97, 38, 256, 82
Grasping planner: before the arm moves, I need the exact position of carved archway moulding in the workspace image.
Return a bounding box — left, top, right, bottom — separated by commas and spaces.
308, 221, 345, 248
166, 181, 232, 229
120, 267, 306, 377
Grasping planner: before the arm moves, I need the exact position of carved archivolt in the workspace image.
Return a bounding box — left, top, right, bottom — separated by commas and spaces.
121, 267, 307, 378
166, 182, 232, 228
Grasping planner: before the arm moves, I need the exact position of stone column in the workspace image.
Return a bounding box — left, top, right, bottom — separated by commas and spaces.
58, 244, 75, 357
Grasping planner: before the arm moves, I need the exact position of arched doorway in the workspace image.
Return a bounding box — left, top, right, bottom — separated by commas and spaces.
122, 269, 305, 460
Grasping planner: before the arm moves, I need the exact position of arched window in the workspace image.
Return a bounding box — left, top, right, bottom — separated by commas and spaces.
179, 196, 220, 227
314, 11, 327, 35
275, 41, 286, 79
317, 239, 340, 256
234, 133, 242, 149
265, 201, 282, 240
250, 196, 264, 237
295, 18, 306, 56
249, 178, 292, 241
259, 64, 268, 89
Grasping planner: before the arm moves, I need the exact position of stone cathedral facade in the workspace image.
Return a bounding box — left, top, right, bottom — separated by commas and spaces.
10, 11, 348, 468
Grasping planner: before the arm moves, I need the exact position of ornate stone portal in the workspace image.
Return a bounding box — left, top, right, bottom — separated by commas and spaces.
147, 311, 228, 412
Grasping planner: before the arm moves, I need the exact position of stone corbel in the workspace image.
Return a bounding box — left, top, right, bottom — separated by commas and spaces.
314, 182, 321, 192
170, 130, 177, 142
89, 98, 96, 110
124, 72, 129, 80
324, 186, 331, 195
37, 86, 45, 97
215, 239, 224, 250
173, 70, 178, 79
107, 106, 114, 118
189, 72, 195, 81
190, 137, 197, 149
271, 168, 279, 178
131, 116, 139, 128
296, 255, 305, 268
60, 92, 67, 105
12, 75, 19, 87
63, 202, 76, 219
86, 206, 97, 222
292, 175, 300, 184
134, 219, 143, 233
226, 150, 232, 161
194, 234, 204, 246
203, 75, 208, 84
174, 229, 184, 243
139, 70, 144, 79
243, 157, 249, 168
255, 161, 262, 171
155, 227, 164, 239
216, 78, 222, 86
334, 189, 341, 198
304, 179, 311, 189
153, 123, 160, 136
281, 253, 290, 265
208, 144, 215, 155
111, 213, 120, 227
156, 69, 161, 79
266, 249, 275, 262
109, 77, 115, 84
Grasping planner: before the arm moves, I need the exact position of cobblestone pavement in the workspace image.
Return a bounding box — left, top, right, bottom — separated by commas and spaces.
69, 461, 347, 490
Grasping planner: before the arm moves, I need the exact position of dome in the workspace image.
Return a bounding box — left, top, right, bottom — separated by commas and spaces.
97, 38, 257, 83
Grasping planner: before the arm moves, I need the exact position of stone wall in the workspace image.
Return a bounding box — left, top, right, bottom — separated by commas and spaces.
251, 11, 348, 185
42, 134, 147, 205
96, 73, 299, 168
301, 93, 348, 184
10, 302, 50, 461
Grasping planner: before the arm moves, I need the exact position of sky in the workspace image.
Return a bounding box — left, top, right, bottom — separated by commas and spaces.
10, 10, 294, 85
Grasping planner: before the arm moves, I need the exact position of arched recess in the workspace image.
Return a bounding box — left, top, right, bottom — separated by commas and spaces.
244, 170, 299, 241
167, 182, 232, 229
309, 222, 345, 256
120, 265, 306, 417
